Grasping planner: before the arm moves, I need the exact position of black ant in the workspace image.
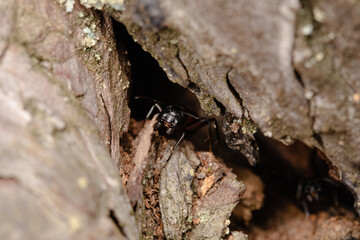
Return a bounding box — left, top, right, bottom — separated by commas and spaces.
135, 96, 219, 158
296, 178, 339, 217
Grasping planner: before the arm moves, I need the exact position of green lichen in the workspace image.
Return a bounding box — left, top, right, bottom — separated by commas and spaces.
79, 15, 99, 49
74, 11, 110, 76
241, 117, 257, 134
196, 209, 212, 223
197, 94, 220, 116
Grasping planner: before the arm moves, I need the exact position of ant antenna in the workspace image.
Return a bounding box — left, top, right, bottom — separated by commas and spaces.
134, 96, 167, 106
135, 96, 165, 118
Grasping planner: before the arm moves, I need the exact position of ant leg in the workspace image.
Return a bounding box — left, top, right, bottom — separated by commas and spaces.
207, 120, 212, 145
205, 119, 215, 151
135, 96, 164, 118
297, 181, 311, 217
166, 133, 186, 161
146, 105, 155, 119
199, 118, 220, 152
296, 182, 303, 201
173, 132, 186, 151
183, 112, 201, 120
208, 118, 220, 150
185, 117, 220, 152
297, 181, 308, 217
186, 118, 209, 131
146, 103, 162, 119
212, 118, 220, 142
302, 200, 310, 218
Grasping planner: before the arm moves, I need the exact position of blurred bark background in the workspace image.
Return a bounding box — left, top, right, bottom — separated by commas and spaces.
0, 1, 137, 239
0, 0, 359, 239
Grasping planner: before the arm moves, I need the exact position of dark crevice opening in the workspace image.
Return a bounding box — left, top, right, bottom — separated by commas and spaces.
231, 136, 357, 235
225, 67, 243, 107
112, 18, 358, 237
313, 132, 324, 147
293, 68, 305, 87
113, 22, 202, 118
247, 137, 355, 226
113, 20, 215, 151
187, 81, 201, 94
109, 210, 127, 237
293, 70, 324, 148
100, 93, 112, 154
175, 45, 190, 81
213, 97, 226, 115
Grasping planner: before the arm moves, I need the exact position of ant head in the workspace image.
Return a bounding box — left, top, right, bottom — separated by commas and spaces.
304, 181, 322, 202
154, 115, 176, 136
154, 106, 185, 136
154, 111, 177, 136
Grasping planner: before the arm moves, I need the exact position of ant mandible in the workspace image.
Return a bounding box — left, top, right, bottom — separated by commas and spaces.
135, 96, 218, 158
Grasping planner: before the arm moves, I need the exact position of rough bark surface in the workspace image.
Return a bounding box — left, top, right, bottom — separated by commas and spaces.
113, 0, 313, 141
45, 0, 131, 166
120, 118, 246, 239
293, 0, 360, 212
0, 0, 137, 239
132, 139, 245, 240
2, 0, 360, 239
95, 0, 360, 212
249, 201, 360, 240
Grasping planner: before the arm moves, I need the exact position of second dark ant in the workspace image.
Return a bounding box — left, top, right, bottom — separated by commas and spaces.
135, 96, 219, 159
296, 177, 339, 217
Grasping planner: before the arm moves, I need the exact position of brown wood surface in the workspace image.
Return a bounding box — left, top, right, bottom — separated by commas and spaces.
0, 1, 137, 239
1, 0, 360, 239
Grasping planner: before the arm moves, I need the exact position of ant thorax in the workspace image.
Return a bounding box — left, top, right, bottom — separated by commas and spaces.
154, 106, 186, 136
135, 96, 218, 156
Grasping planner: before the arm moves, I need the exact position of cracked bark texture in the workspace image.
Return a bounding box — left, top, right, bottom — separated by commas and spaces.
92, 0, 359, 212
293, 0, 360, 213
0, 0, 137, 239
132, 139, 245, 240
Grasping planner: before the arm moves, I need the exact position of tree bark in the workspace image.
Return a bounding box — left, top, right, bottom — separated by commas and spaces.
1, 0, 360, 239
110, 0, 360, 214
0, 0, 137, 239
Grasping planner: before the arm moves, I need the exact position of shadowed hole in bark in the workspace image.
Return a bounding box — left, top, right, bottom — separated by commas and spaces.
225, 68, 244, 107
234, 136, 357, 232
112, 23, 199, 117
111, 18, 358, 239
187, 81, 201, 94
113, 21, 216, 152
293, 68, 305, 87
109, 210, 127, 238
313, 132, 324, 147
